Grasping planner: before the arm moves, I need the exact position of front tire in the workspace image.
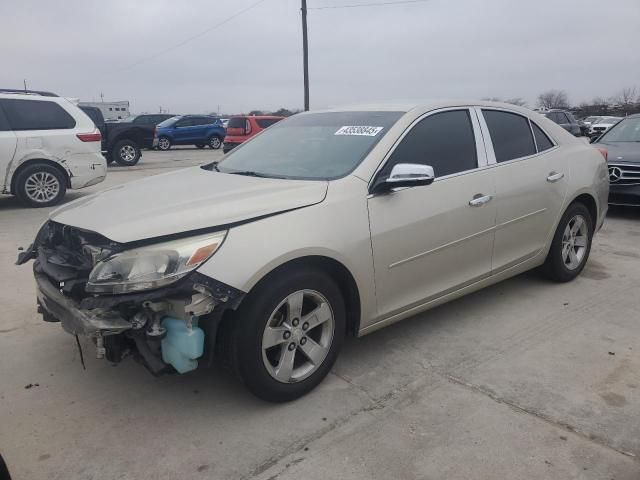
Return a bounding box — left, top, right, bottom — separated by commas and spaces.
208, 135, 222, 149
113, 140, 141, 166
542, 202, 593, 282
15, 163, 67, 208
229, 268, 345, 402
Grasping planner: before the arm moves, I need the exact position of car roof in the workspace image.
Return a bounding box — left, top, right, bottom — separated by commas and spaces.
231, 115, 284, 119
0, 88, 58, 97
308, 100, 540, 116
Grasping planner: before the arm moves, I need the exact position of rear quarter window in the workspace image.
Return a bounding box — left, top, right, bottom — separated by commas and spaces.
256, 118, 283, 128
0, 99, 76, 130
227, 117, 247, 129
531, 123, 554, 152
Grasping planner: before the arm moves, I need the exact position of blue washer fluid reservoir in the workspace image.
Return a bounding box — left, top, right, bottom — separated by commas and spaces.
161, 316, 205, 374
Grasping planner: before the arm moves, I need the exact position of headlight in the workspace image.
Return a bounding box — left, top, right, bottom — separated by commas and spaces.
86, 231, 227, 294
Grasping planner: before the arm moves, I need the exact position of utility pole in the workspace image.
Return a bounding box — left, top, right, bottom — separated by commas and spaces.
23, 79, 27, 92
301, 0, 310, 111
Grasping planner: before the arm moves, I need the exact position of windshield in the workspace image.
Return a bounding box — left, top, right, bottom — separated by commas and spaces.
217, 111, 403, 180
157, 116, 181, 128
595, 117, 621, 125
599, 118, 640, 142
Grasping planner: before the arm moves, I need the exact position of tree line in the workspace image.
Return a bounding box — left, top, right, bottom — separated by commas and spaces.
487, 86, 640, 118
232, 87, 640, 119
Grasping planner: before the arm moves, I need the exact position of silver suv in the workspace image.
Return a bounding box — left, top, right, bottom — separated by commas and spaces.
19, 101, 609, 401
0, 89, 106, 207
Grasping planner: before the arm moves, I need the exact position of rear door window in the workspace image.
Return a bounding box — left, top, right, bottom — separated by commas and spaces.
0, 99, 76, 130
482, 110, 536, 162
381, 109, 477, 179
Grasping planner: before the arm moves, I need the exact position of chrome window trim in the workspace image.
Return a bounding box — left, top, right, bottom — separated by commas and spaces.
368, 107, 484, 192
476, 107, 560, 168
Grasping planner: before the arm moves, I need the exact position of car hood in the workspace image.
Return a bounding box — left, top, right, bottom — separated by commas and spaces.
598, 142, 640, 164
50, 167, 328, 243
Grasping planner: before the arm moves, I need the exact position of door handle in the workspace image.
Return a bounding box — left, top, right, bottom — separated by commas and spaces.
547, 172, 565, 183
469, 194, 492, 207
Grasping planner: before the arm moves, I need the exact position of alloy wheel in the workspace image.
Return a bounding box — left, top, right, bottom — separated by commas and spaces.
24, 171, 60, 203
210, 137, 221, 149
261, 289, 335, 384
158, 138, 170, 150
562, 214, 588, 270
119, 145, 136, 162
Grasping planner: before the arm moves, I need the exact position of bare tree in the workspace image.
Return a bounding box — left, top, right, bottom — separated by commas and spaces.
612, 86, 638, 115
537, 90, 569, 110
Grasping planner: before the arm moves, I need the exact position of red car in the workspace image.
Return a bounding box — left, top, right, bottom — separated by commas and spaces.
223, 115, 284, 153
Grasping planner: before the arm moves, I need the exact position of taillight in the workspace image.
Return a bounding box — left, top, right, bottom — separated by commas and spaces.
76, 129, 102, 142
596, 147, 608, 162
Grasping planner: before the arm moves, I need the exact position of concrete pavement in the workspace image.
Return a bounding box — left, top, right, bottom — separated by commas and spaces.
1, 148, 638, 479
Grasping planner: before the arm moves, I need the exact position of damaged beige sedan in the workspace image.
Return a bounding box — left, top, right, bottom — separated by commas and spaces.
18, 101, 609, 401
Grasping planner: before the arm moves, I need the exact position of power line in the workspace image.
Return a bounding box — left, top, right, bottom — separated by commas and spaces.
308, 0, 430, 10
112, 0, 269, 74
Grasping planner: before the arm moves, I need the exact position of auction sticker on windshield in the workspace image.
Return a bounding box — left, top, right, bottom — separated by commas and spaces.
335, 126, 384, 136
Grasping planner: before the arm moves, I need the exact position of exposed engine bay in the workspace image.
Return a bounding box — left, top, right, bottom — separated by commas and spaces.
18, 221, 244, 374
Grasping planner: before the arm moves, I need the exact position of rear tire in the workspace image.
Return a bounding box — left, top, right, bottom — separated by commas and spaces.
228, 267, 345, 402
157, 136, 171, 151
208, 136, 222, 149
542, 202, 593, 282
15, 163, 67, 208
113, 140, 141, 166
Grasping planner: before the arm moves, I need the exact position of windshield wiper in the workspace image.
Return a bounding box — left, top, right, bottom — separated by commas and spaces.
227, 170, 271, 178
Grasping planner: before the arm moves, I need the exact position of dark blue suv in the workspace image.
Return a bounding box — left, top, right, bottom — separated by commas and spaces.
154, 115, 225, 150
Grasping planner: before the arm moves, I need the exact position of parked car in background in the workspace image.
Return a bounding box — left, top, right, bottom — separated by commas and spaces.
593, 114, 640, 206
223, 115, 285, 153
19, 101, 608, 401
542, 109, 583, 136
119, 114, 176, 126
582, 116, 601, 128
0, 89, 106, 207
589, 116, 622, 138
154, 115, 225, 150
101, 118, 158, 166
221, 118, 229, 128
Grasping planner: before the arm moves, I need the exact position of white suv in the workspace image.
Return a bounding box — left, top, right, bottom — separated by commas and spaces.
0, 89, 106, 207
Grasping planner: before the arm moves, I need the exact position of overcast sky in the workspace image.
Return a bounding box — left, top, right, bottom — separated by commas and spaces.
2, 0, 639, 114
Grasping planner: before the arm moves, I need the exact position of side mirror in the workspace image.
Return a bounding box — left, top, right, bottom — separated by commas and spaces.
372, 163, 435, 194
589, 136, 599, 144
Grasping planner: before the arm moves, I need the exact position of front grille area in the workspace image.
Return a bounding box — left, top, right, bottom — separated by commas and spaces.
36, 222, 119, 299
608, 163, 640, 186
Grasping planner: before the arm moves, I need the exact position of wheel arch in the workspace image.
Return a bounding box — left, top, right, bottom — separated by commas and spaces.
10, 158, 71, 193
110, 131, 143, 150
568, 192, 598, 225
236, 255, 362, 337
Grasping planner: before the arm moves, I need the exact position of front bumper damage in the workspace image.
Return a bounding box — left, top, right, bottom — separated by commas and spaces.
20, 221, 244, 374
